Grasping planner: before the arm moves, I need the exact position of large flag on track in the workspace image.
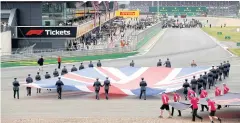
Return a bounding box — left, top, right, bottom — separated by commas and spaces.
24, 66, 211, 96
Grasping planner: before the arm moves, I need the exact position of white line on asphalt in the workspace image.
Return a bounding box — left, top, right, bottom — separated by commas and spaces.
137, 29, 167, 56
201, 29, 236, 57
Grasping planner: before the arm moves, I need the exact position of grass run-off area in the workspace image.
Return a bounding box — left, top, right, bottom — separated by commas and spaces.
1, 52, 138, 68
202, 26, 240, 42
228, 48, 240, 56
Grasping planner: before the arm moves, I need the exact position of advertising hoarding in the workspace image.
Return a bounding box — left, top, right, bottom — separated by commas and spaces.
115, 10, 140, 18
17, 27, 77, 38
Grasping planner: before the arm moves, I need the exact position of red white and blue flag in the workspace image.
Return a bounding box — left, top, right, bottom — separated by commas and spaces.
24, 66, 211, 96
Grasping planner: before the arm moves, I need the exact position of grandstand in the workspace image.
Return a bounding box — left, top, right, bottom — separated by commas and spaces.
129, 1, 240, 17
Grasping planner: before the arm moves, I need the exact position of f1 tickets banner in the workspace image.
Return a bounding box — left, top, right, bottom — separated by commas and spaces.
17, 27, 77, 38
115, 10, 140, 18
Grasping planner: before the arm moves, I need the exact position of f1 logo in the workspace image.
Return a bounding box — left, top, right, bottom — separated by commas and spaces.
26, 30, 44, 36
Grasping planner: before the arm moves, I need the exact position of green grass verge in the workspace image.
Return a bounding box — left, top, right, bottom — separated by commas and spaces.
1, 52, 138, 68
228, 48, 240, 56
202, 26, 240, 42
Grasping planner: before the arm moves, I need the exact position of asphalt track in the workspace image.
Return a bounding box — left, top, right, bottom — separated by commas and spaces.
1, 27, 240, 122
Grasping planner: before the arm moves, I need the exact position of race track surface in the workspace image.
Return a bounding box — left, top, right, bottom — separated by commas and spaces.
1, 27, 240, 122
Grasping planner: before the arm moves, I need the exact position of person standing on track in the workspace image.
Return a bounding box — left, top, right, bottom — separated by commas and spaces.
171, 91, 181, 117
53, 69, 59, 77
202, 72, 208, 90
191, 76, 197, 92
93, 78, 102, 100
103, 77, 111, 100
79, 62, 85, 70
26, 74, 33, 96
226, 61, 231, 77
71, 65, 77, 72
183, 79, 190, 100
191, 94, 203, 122
130, 60, 135, 67
223, 83, 229, 94
210, 66, 217, 86
218, 63, 224, 81
200, 87, 209, 112
223, 83, 230, 107
139, 77, 147, 100
206, 98, 222, 123
164, 58, 171, 68
57, 56, 61, 69
157, 59, 162, 67
188, 87, 196, 101
89, 61, 94, 68
197, 75, 204, 94
215, 66, 220, 82
55, 77, 64, 99
35, 72, 41, 93
215, 87, 222, 110
37, 56, 44, 71
208, 71, 214, 89
97, 60, 102, 67
223, 61, 228, 79
61, 66, 68, 75
159, 92, 172, 118
13, 78, 20, 99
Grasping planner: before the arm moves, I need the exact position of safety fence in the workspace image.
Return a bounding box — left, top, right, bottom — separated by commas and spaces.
1, 21, 163, 62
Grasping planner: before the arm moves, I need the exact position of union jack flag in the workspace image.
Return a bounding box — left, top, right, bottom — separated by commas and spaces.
24, 66, 211, 96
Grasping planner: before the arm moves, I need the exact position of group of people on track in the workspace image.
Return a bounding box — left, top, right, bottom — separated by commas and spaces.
12, 57, 231, 122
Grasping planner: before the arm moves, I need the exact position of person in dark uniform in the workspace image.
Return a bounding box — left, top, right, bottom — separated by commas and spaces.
53, 69, 59, 77
191, 76, 197, 92
218, 63, 224, 81
164, 58, 171, 68
45, 72, 51, 91
45, 72, 51, 79
35, 72, 41, 93
139, 78, 147, 100
130, 60, 134, 67
208, 71, 214, 89
197, 75, 204, 94
215, 66, 220, 81
71, 65, 77, 72
26, 74, 33, 96
93, 78, 102, 100
157, 59, 162, 67
37, 56, 44, 71
97, 60, 102, 67
182, 79, 190, 100
61, 66, 68, 75
55, 77, 64, 99
79, 63, 84, 70
88, 61, 94, 68
202, 72, 208, 90
226, 61, 231, 77
13, 78, 20, 99
210, 66, 217, 85
103, 77, 111, 100
223, 61, 228, 79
